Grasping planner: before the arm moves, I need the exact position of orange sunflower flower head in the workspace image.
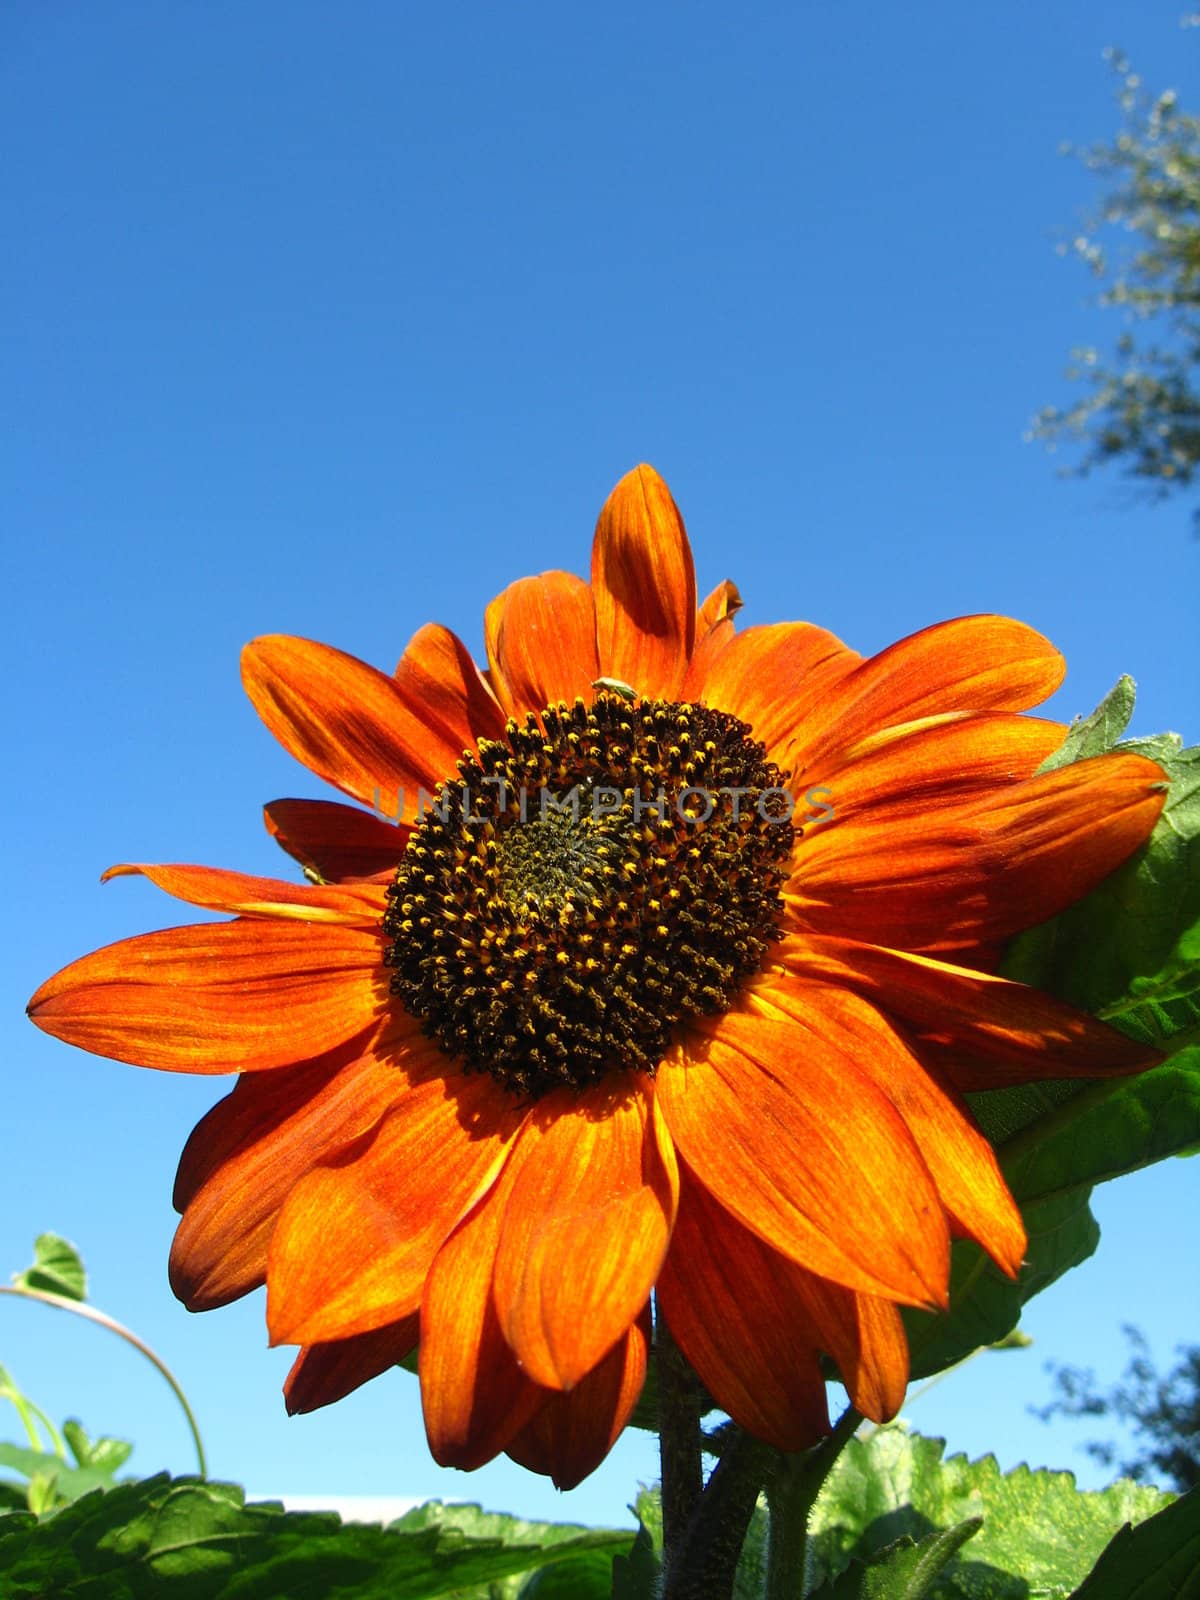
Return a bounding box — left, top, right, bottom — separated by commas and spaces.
28, 464, 1167, 1490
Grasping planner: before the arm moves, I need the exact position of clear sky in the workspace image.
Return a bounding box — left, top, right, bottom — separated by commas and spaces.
3, 0, 1197, 1531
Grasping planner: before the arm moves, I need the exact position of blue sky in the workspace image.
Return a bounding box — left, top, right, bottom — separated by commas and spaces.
3, 1, 1197, 1530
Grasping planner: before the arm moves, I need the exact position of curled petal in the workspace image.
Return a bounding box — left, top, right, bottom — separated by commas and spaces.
591, 464, 696, 699
681, 579, 743, 699
264, 798, 409, 883
782, 1270, 909, 1424
697, 578, 743, 632
101, 863, 385, 927
660, 1168, 909, 1438
657, 1174, 830, 1449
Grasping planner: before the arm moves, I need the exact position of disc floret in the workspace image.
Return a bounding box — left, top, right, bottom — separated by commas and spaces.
383, 692, 794, 1096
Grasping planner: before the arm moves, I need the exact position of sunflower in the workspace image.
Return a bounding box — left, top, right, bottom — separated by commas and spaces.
28, 465, 1166, 1490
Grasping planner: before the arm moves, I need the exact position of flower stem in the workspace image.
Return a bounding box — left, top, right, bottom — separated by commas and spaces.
663, 1426, 778, 1600
0, 1285, 207, 1477
764, 1404, 861, 1598
656, 1316, 703, 1574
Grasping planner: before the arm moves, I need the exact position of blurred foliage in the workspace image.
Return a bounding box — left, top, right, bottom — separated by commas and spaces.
1032, 39, 1200, 528
1034, 1325, 1200, 1493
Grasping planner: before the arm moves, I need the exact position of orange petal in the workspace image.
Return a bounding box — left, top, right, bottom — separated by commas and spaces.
846, 1297, 909, 1422
780, 1267, 909, 1424
28, 921, 385, 1073
657, 1009, 949, 1306
266, 1072, 525, 1345
484, 572, 600, 718
693, 622, 861, 761
591, 464, 696, 699
789, 752, 1166, 951
285, 1313, 419, 1414
264, 798, 410, 883
778, 934, 1158, 1086
755, 983, 1025, 1276
505, 1306, 651, 1490
657, 1172, 831, 1450
170, 1022, 426, 1310
241, 635, 466, 821
681, 577, 744, 701
697, 578, 743, 632
420, 1185, 544, 1471
783, 616, 1065, 772
661, 1167, 908, 1429
680, 614, 737, 699
101, 862, 386, 927
492, 1075, 678, 1390
393, 622, 508, 746
798, 713, 1065, 822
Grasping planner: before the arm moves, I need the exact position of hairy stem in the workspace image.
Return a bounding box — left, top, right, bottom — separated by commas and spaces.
765, 1405, 862, 1598
657, 1316, 704, 1574
664, 1427, 778, 1600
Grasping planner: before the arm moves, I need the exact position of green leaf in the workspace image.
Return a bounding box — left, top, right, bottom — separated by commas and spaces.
611, 1486, 663, 1600
627, 1485, 662, 1553
0, 1444, 120, 1504
1070, 1485, 1200, 1598
610, 1516, 660, 1600
997, 1045, 1200, 1204
1004, 720, 1199, 1052
389, 1497, 624, 1552
0, 1483, 27, 1514
24, 1475, 58, 1518
62, 1421, 133, 1477
1036, 676, 1136, 771
905, 1187, 1098, 1379
12, 1234, 87, 1302
811, 1520, 983, 1598
0, 1477, 633, 1598
938, 1051, 1200, 1380
807, 1426, 1174, 1597
517, 1549, 617, 1597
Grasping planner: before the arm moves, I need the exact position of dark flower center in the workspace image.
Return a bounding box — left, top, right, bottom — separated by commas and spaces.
382, 693, 794, 1097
